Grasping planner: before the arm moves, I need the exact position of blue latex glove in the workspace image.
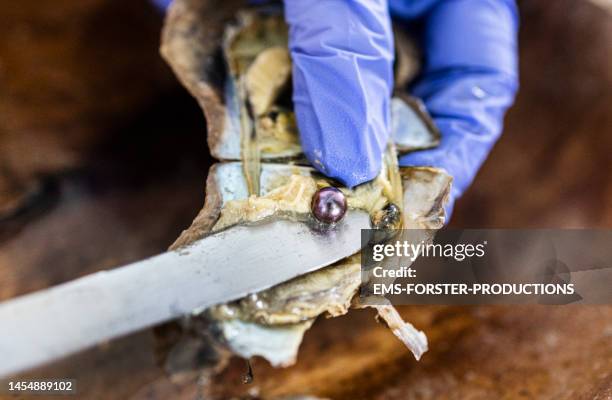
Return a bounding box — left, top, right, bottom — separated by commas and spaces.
152, 0, 171, 10
151, 0, 172, 11
390, 0, 519, 217
284, 0, 395, 187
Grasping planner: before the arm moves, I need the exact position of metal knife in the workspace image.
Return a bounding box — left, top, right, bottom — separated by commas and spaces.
0, 210, 370, 378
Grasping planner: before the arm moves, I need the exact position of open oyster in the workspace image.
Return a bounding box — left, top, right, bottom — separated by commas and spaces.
168, 162, 450, 367
160, 0, 452, 374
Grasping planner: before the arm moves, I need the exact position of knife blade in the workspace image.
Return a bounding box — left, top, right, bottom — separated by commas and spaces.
0, 210, 371, 377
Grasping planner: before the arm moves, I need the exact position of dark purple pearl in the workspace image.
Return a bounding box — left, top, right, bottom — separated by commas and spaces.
311, 187, 347, 224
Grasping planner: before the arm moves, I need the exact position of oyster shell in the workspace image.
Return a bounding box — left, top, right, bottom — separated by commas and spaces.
160, 0, 452, 373
392, 95, 441, 153
218, 319, 314, 367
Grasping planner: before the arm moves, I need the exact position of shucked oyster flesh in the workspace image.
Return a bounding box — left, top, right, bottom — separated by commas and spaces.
245, 47, 291, 117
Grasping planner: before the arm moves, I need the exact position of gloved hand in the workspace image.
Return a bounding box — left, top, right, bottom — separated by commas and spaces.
390, 0, 519, 217
285, 0, 519, 218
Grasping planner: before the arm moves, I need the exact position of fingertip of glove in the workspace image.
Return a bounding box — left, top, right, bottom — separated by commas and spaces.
307, 152, 381, 189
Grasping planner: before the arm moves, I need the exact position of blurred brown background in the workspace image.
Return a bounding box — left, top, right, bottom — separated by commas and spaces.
0, 0, 611, 399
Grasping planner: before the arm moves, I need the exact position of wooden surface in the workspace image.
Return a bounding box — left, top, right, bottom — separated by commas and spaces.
0, 0, 173, 215
0, 0, 611, 399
